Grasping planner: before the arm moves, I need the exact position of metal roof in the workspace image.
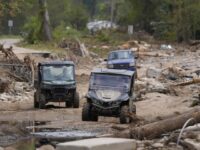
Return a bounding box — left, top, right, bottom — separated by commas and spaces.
91, 68, 135, 76
39, 61, 74, 66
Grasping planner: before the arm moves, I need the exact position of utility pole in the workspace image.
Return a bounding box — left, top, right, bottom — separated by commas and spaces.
110, 0, 115, 27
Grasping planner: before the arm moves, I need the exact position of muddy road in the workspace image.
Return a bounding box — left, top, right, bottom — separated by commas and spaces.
0, 38, 199, 149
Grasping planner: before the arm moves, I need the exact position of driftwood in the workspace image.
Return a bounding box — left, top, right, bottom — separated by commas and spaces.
175, 78, 200, 86
128, 108, 200, 140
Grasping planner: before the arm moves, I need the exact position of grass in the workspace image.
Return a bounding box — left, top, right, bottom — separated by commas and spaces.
16, 30, 130, 58
0, 34, 21, 39
18, 41, 64, 53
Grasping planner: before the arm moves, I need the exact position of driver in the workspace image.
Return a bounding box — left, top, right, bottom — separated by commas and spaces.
43, 68, 53, 81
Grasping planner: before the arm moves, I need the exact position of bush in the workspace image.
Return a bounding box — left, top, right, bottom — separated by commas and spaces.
23, 16, 41, 44
53, 22, 81, 41
96, 30, 110, 42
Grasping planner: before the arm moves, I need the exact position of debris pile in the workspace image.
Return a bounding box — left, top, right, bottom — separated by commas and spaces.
0, 44, 35, 83
58, 39, 89, 57
0, 82, 33, 103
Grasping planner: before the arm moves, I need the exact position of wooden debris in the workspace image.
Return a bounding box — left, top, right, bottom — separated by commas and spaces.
128, 108, 200, 140
0, 45, 35, 83
175, 78, 200, 86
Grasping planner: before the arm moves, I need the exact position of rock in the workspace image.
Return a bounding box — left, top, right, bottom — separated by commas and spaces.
152, 142, 164, 148
56, 138, 137, 150
90, 52, 98, 58
139, 78, 168, 94
135, 80, 147, 91
101, 45, 109, 49
0, 147, 4, 150
183, 138, 200, 149
146, 67, 162, 78
37, 145, 55, 150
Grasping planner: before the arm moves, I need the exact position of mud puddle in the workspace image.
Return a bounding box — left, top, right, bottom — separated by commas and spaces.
1, 121, 106, 149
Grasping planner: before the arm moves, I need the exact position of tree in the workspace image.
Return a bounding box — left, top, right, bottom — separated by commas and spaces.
38, 0, 52, 41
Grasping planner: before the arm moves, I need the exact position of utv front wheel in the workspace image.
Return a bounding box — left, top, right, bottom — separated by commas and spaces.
82, 103, 91, 121
34, 92, 39, 108
120, 105, 130, 124
82, 103, 98, 121
65, 101, 72, 108
73, 92, 80, 108
39, 94, 46, 109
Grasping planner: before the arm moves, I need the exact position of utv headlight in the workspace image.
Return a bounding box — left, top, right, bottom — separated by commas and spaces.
108, 64, 114, 68
129, 62, 135, 67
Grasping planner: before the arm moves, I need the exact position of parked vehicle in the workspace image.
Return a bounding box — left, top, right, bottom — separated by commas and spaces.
34, 61, 79, 109
105, 50, 137, 74
82, 68, 136, 124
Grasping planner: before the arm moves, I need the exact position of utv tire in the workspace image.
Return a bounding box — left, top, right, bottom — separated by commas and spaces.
82, 103, 98, 121
82, 103, 91, 121
65, 101, 72, 108
73, 92, 80, 108
34, 92, 39, 108
120, 105, 130, 124
39, 94, 46, 109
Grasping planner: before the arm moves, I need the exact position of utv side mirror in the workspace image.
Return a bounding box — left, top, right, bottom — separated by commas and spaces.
104, 58, 108, 61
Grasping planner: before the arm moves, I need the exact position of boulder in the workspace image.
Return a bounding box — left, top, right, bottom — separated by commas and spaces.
37, 145, 55, 150
56, 138, 137, 150
146, 67, 162, 78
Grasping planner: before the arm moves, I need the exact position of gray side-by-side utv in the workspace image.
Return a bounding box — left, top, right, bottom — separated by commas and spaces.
34, 61, 79, 109
82, 68, 136, 124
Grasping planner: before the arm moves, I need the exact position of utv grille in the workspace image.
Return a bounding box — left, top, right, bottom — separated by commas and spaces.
54, 88, 66, 93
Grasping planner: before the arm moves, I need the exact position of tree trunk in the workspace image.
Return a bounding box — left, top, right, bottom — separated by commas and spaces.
38, 0, 52, 41
130, 108, 200, 140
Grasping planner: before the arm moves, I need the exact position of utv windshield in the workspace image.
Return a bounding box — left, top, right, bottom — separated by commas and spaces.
42, 65, 74, 82
108, 51, 134, 60
90, 73, 131, 91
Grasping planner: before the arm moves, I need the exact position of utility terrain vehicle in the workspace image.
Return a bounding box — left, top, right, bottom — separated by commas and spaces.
82, 68, 136, 124
34, 61, 79, 109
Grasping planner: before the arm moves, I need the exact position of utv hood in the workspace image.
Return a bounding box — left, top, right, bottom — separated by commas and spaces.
88, 89, 129, 102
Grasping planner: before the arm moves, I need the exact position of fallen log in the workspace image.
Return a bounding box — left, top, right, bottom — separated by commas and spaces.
175, 78, 200, 86
129, 108, 200, 140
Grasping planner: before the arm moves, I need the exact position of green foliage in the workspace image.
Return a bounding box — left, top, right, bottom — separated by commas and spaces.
53, 22, 81, 41
96, 30, 111, 42
48, 0, 89, 30
23, 16, 41, 44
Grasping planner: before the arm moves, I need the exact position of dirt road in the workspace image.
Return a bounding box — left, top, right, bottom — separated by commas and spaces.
0, 38, 194, 122
0, 38, 199, 149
